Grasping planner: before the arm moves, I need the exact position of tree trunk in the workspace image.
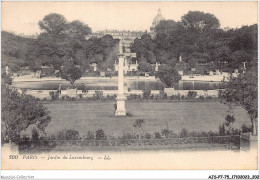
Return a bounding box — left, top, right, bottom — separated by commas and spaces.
252, 118, 257, 135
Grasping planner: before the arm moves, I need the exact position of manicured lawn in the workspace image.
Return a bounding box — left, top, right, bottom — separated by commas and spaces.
44, 101, 251, 137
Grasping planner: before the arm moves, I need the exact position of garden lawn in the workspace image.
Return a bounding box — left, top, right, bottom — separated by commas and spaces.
44, 101, 251, 137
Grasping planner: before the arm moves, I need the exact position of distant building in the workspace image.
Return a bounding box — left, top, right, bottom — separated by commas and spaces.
149, 8, 165, 38
114, 53, 138, 72
86, 30, 144, 49
17, 66, 32, 75
41, 66, 55, 76
16, 66, 55, 77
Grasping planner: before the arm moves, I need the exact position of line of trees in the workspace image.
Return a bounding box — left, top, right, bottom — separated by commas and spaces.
2, 13, 119, 84
131, 11, 257, 73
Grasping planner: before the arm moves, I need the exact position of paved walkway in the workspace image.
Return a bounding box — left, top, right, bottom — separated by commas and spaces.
12, 75, 157, 82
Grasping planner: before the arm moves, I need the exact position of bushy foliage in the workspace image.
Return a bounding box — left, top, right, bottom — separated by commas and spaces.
156, 65, 181, 88
133, 119, 145, 128
219, 65, 258, 134
161, 129, 172, 138
56, 129, 80, 140
154, 132, 162, 139
179, 128, 189, 138
1, 86, 51, 143
142, 89, 151, 99
241, 123, 252, 133
49, 91, 59, 101
94, 90, 104, 99
60, 60, 85, 84
187, 91, 197, 99
138, 61, 154, 72
2, 73, 12, 85
95, 129, 106, 140
31, 128, 39, 142
127, 94, 142, 100
218, 123, 226, 136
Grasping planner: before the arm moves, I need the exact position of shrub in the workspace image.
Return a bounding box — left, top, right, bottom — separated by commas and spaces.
121, 133, 136, 140
70, 97, 76, 101
106, 94, 116, 100
218, 123, 226, 136
199, 95, 205, 100
180, 128, 189, 138
42, 97, 48, 101
85, 131, 95, 140
143, 89, 151, 100
31, 128, 39, 141
61, 95, 69, 100
2, 86, 51, 143
154, 132, 161, 139
172, 93, 181, 100
56, 129, 80, 140
2, 73, 12, 85
133, 119, 145, 128
94, 90, 103, 99
49, 91, 59, 101
127, 94, 142, 100
225, 114, 236, 128
22, 88, 28, 94
144, 133, 152, 139
160, 90, 167, 100
95, 129, 106, 140
138, 61, 154, 72
187, 91, 197, 99
206, 96, 214, 100
78, 94, 83, 100
161, 129, 171, 138
155, 64, 181, 88
241, 123, 252, 133
170, 94, 182, 100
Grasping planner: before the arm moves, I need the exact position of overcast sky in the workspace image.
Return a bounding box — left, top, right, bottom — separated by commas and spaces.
2, 1, 258, 35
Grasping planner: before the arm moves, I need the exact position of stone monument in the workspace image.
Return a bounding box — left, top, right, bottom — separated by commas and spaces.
5, 65, 10, 75
115, 40, 126, 116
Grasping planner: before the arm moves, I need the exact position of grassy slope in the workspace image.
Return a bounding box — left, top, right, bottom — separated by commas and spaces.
44, 101, 250, 136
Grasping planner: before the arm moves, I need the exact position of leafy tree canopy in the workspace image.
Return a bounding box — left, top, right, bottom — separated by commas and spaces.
1, 78, 51, 142
219, 64, 258, 134
155, 64, 181, 88
181, 11, 220, 33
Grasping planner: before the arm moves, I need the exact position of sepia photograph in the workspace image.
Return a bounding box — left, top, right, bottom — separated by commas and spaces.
0, 0, 259, 175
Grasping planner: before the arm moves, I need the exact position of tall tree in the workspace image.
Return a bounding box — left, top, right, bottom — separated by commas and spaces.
155, 64, 181, 88
181, 11, 220, 33
219, 64, 258, 135
36, 13, 92, 71
1, 77, 51, 142
60, 58, 85, 85
38, 13, 67, 35
155, 20, 178, 36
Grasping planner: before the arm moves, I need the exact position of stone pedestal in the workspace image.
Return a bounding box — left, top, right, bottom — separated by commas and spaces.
115, 94, 126, 116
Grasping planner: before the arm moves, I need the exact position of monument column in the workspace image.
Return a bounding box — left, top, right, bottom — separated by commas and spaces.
115, 40, 126, 116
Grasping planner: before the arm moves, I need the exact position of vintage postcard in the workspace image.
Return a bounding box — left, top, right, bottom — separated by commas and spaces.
1, 1, 259, 174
